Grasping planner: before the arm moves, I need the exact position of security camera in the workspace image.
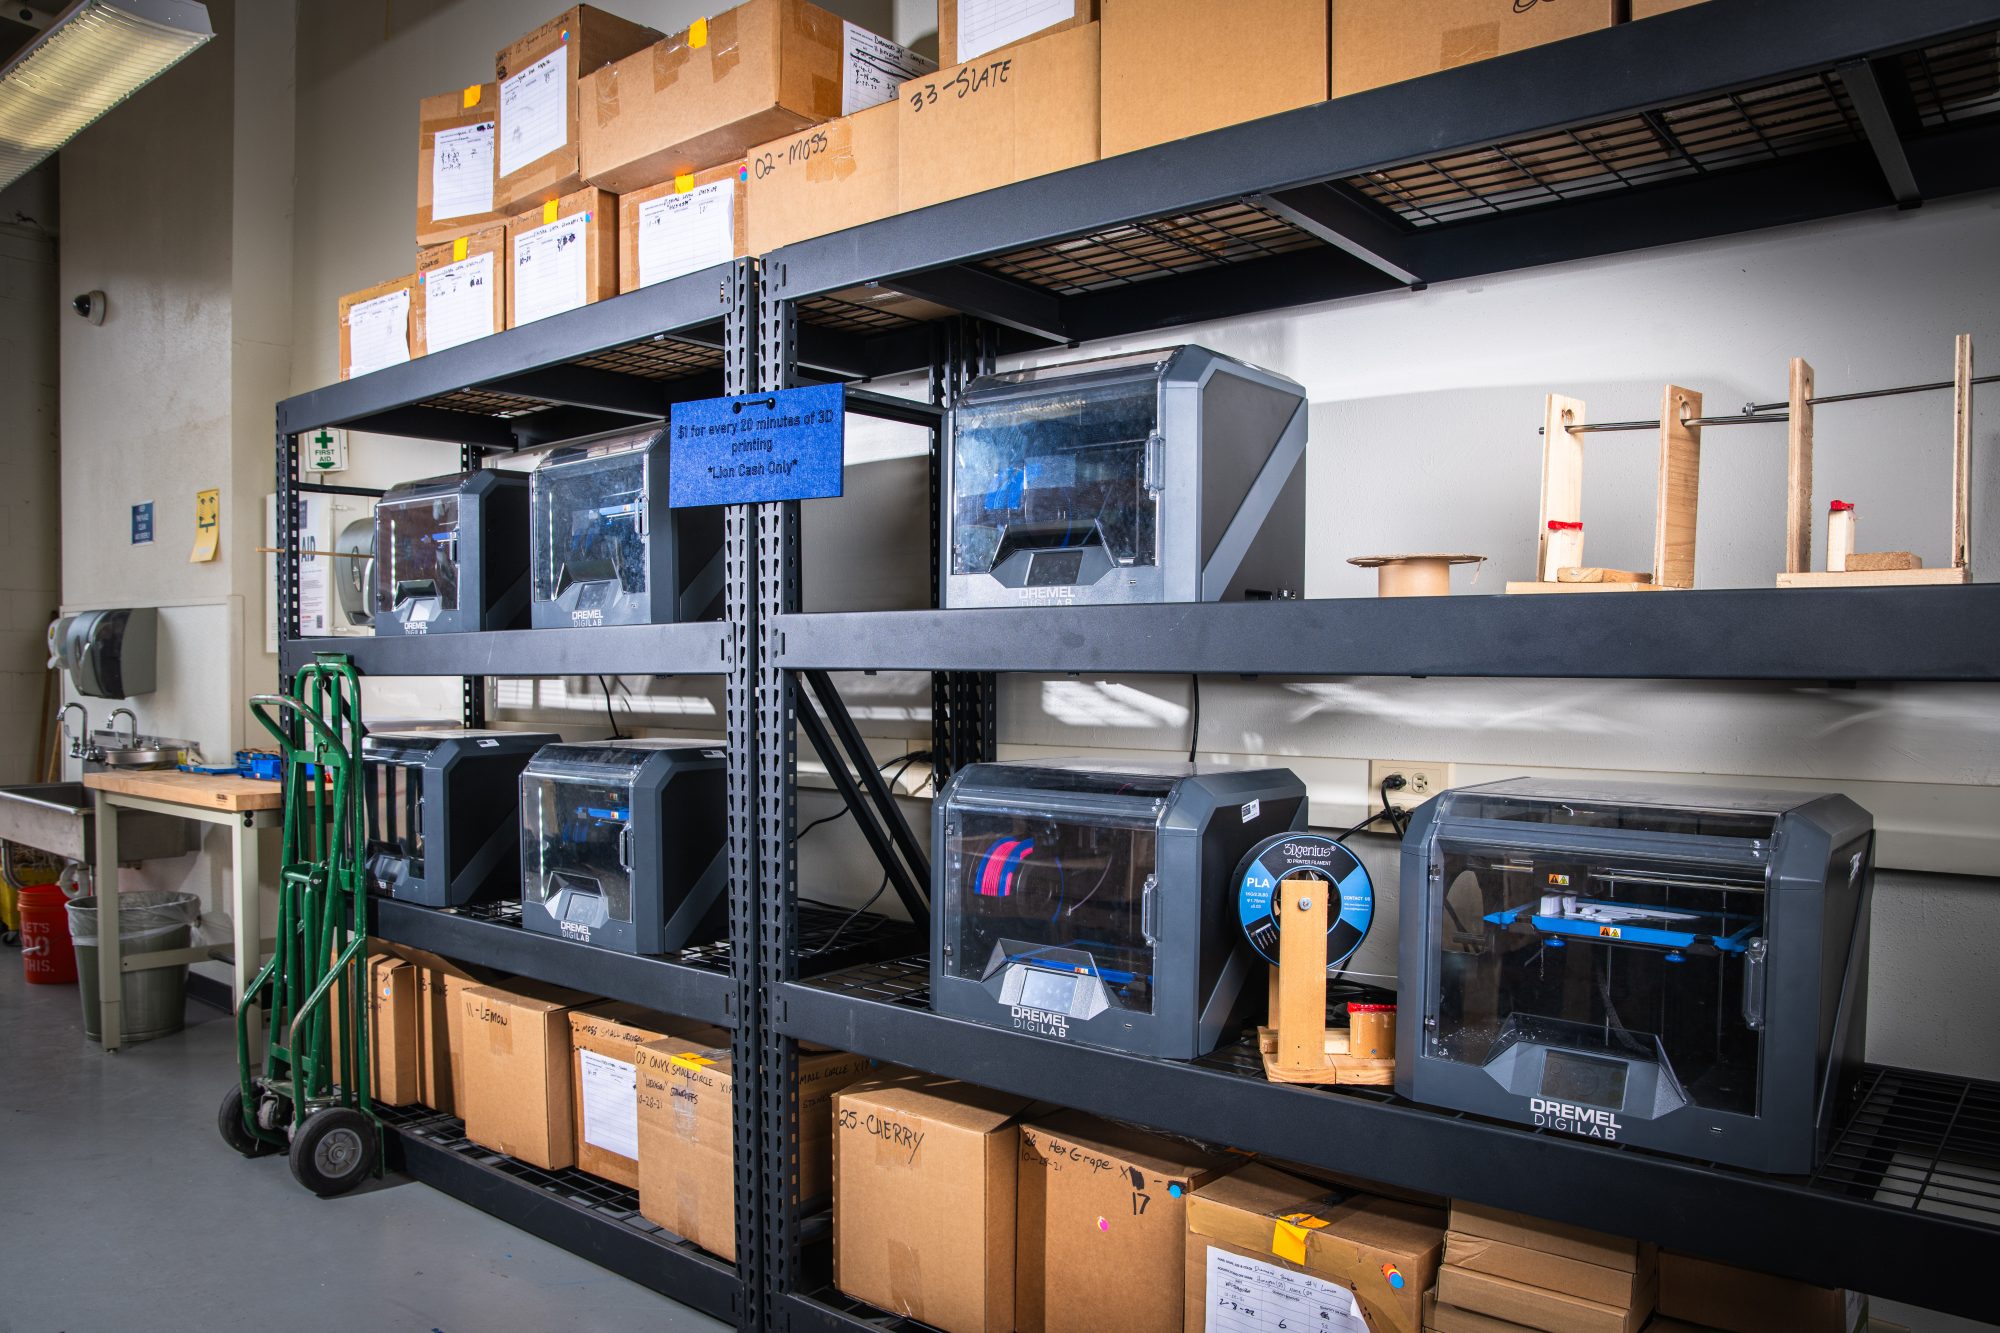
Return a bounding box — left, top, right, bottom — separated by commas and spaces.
71, 291, 105, 325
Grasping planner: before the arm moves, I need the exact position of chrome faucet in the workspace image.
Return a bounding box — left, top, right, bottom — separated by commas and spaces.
59, 702, 90, 760
109, 708, 139, 747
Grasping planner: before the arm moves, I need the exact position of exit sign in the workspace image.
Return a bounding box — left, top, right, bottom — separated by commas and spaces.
306, 428, 348, 473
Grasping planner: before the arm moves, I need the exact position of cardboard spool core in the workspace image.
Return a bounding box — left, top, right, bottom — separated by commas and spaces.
1347, 554, 1484, 598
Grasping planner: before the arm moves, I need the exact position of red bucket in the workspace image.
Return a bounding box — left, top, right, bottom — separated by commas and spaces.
19, 882, 77, 985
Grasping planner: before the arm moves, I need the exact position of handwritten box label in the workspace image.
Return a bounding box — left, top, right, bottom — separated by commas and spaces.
669, 385, 845, 508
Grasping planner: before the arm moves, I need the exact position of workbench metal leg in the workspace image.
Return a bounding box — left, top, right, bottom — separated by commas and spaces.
232, 815, 263, 1050
93, 792, 120, 1053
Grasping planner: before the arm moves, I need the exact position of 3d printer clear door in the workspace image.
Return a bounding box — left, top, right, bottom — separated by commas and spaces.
521, 773, 634, 930
373, 491, 462, 619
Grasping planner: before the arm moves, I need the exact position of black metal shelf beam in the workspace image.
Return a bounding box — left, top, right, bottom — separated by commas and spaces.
383, 1112, 741, 1323
764, 0, 2000, 306
276, 263, 736, 439
370, 898, 736, 1027
773, 978, 1999, 1322
280, 622, 731, 678
1841, 58, 1926, 205
769, 586, 2000, 681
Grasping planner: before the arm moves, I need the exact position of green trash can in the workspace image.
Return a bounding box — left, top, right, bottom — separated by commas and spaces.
65, 890, 201, 1045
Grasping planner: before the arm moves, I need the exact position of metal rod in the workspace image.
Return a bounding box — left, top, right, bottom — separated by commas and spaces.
1550, 372, 1997, 434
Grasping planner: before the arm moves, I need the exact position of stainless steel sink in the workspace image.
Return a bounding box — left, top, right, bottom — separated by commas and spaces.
0, 782, 194, 865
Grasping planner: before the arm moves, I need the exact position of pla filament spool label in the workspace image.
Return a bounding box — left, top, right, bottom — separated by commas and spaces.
1233, 832, 1374, 971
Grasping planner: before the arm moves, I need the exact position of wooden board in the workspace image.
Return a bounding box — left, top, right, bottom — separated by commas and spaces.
1785, 357, 1815, 575
1255, 1027, 1395, 1085
1846, 551, 1922, 572
1953, 333, 1973, 570
1556, 567, 1651, 584
84, 769, 283, 812
1776, 568, 1971, 588
1535, 394, 1587, 581
1654, 384, 1703, 588
1505, 580, 1669, 594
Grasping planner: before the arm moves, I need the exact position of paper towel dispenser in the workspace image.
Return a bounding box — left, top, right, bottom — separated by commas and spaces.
48, 608, 158, 699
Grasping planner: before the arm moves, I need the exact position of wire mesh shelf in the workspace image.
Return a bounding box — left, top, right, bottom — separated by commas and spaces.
977, 199, 1320, 297
410, 387, 549, 418
1903, 30, 2000, 128
575, 338, 727, 382
408, 895, 736, 974
1810, 1066, 2000, 1222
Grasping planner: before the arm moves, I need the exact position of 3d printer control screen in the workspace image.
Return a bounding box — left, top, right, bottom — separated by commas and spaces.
941, 793, 1166, 1015
533, 453, 649, 603
1428, 845, 1767, 1117
374, 492, 461, 615
521, 774, 633, 924
951, 378, 1161, 578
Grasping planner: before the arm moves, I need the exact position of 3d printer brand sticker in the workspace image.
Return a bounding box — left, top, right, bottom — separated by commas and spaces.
1530, 1098, 1623, 1141
1232, 833, 1374, 969
668, 384, 845, 507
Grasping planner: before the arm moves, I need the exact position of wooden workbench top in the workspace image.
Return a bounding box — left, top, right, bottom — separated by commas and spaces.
83, 769, 284, 812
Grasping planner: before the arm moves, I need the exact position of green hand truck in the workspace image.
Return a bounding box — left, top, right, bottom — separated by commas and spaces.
216, 654, 382, 1197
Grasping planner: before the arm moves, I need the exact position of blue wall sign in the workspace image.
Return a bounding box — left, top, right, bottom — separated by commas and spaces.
668, 384, 845, 508
131, 502, 154, 545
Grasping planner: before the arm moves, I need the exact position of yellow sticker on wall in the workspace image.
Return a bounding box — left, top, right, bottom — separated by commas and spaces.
190, 487, 220, 563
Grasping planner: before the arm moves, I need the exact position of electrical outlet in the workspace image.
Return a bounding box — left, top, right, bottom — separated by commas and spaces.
1369, 760, 1455, 814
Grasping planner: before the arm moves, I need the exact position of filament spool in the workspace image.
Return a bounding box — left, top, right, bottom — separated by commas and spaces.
1233, 832, 1374, 972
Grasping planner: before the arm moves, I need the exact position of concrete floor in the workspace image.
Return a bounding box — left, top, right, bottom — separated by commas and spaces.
0, 960, 729, 1333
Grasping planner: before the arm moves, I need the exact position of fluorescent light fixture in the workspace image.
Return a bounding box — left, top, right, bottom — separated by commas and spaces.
0, 0, 213, 192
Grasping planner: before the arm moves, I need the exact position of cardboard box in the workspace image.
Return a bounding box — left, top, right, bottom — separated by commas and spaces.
898, 22, 1100, 213
415, 224, 507, 356
1331, 1, 1619, 98
833, 1073, 1037, 1333
417, 960, 484, 1116
459, 979, 595, 1169
417, 82, 506, 246
1630, 0, 1707, 16
1449, 1202, 1652, 1273
337, 275, 416, 381
495, 5, 661, 213
744, 99, 897, 253
1445, 1232, 1651, 1309
939, 0, 1094, 65
366, 953, 421, 1106
1428, 1294, 1543, 1333
581, 0, 929, 196
1100, 0, 1328, 158
1658, 1253, 1864, 1333
616, 162, 747, 293
638, 1038, 870, 1261
506, 186, 618, 327
1184, 1162, 1444, 1333
1016, 1110, 1233, 1333
1436, 1267, 1655, 1333
568, 1004, 728, 1188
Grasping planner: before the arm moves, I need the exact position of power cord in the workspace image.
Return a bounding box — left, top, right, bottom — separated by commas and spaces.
802, 870, 890, 959
1330, 773, 1409, 842
790, 750, 932, 849
596, 675, 624, 740
1187, 673, 1201, 764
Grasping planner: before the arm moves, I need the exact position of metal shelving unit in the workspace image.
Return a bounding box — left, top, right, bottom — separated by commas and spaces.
748, 4, 2000, 1328
271, 2, 2000, 1327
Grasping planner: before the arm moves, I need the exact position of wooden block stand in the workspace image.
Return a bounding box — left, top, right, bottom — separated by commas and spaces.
1255, 876, 1394, 1087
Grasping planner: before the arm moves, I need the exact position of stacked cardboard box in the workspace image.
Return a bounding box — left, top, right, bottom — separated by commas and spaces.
337, 275, 416, 380
1433, 1202, 1656, 1333
1185, 1162, 1444, 1333
417, 82, 505, 246
415, 225, 507, 355
638, 1038, 871, 1261
1331, 1, 1619, 98
505, 186, 618, 327
938, 0, 1094, 65
568, 1004, 729, 1187
494, 5, 661, 213
1017, 1110, 1235, 1333
458, 979, 598, 1169
833, 1072, 1038, 1333
1099, 0, 1328, 157
1657, 1253, 1865, 1333
744, 99, 898, 254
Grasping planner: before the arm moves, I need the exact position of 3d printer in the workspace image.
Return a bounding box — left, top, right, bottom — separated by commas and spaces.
363, 729, 558, 907
518, 739, 728, 954
1398, 779, 1872, 1173
529, 428, 725, 629
943, 346, 1306, 607
373, 470, 531, 635
932, 760, 1307, 1058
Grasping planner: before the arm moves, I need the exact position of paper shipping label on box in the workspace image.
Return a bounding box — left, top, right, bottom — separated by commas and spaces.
423, 253, 495, 353
431, 121, 495, 220
637, 181, 734, 288
513, 213, 589, 324
955, 0, 1074, 63
843, 21, 933, 113
500, 45, 567, 177
1203, 1247, 1367, 1333
347, 288, 410, 377
578, 1048, 640, 1162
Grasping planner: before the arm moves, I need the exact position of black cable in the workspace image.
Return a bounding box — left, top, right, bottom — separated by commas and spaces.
803, 871, 890, 959
596, 675, 624, 739
1187, 673, 1201, 764
788, 751, 931, 847
1327, 775, 1411, 843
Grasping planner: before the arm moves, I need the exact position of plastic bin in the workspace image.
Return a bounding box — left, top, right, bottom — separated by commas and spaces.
66, 890, 201, 1044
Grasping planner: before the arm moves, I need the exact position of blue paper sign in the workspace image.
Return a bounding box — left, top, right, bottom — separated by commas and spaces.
669, 384, 845, 508
131, 502, 154, 545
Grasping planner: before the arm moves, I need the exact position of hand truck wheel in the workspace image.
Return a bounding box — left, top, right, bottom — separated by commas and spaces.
217, 1084, 279, 1158
287, 1106, 378, 1197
